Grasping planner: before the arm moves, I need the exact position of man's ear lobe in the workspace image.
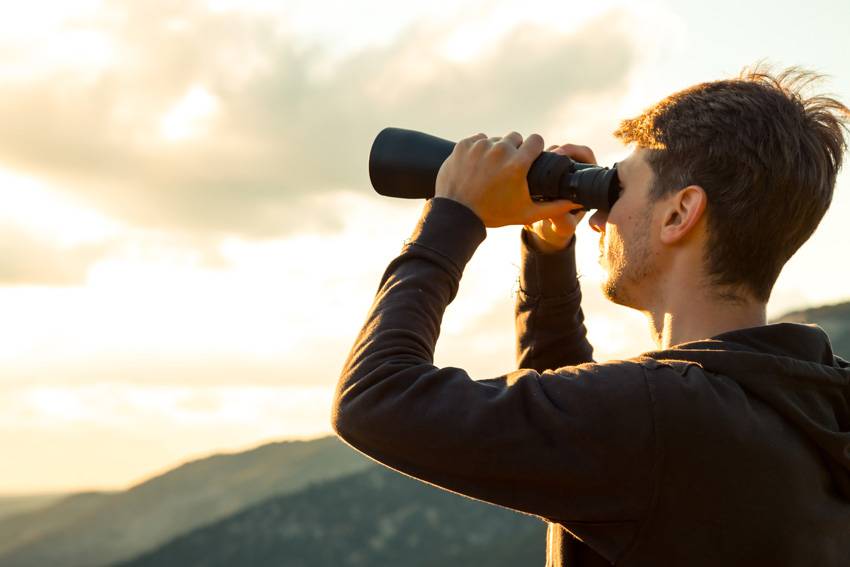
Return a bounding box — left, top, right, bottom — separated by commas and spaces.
659, 185, 707, 245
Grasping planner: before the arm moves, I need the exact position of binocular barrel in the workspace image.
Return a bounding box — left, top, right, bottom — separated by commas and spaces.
368, 127, 620, 212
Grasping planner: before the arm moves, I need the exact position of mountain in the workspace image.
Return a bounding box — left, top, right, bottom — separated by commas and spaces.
0, 494, 68, 522
112, 464, 546, 567
0, 436, 372, 567
773, 300, 850, 358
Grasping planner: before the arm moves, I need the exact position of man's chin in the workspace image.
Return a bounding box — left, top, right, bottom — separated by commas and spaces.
601, 278, 632, 308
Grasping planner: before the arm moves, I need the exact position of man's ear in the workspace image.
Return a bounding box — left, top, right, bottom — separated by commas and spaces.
659, 185, 707, 245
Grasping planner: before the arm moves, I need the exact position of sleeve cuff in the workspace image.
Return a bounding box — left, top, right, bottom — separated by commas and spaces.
404, 197, 487, 271
518, 227, 579, 298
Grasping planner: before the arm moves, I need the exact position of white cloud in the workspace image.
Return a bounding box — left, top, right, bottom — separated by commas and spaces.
0, 0, 639, 238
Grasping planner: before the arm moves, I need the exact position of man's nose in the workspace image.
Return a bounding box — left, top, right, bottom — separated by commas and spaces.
589, 209, 608, 233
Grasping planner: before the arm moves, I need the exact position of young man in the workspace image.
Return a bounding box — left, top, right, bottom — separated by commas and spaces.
331, 66, 850, 565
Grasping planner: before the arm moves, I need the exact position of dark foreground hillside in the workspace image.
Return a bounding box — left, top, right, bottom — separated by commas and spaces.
113, 464, 545, 567
0, 436, 372, 567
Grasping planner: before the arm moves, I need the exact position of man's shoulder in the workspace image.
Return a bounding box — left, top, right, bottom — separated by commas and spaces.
552, 356, 705, 379
548, 356, 728, 398
584, 355, 752, 416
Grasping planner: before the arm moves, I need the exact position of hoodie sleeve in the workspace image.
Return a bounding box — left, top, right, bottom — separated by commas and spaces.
515, 227, 595, 371
331, 197, 656, 527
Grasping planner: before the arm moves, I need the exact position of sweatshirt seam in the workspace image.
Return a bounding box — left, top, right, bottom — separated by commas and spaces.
516, 288, 584, 371
614, 366, 663, 565
402, 241, 463, 279
516, 284, 582, 304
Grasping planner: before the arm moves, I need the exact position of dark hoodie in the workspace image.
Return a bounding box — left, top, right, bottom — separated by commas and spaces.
331, 197, 850, 566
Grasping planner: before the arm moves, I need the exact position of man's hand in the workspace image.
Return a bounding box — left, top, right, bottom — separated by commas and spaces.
523, 143, 597, 253
434, 131, 584, 228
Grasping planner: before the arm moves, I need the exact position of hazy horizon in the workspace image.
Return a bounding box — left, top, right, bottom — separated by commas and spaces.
2, 0, 849, 494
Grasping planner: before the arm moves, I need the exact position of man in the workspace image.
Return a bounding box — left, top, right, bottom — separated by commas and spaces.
331, 65, 850, 565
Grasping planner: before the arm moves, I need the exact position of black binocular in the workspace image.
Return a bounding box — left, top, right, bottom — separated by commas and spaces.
368, 127, 621, 212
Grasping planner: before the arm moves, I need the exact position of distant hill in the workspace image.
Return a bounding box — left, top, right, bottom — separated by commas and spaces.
112, 464, 545, 567
773, 300, 850, 358
0, 494, 68, 522
0, 436, 372, 567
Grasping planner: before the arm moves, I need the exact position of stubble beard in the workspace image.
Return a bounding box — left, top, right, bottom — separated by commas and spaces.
600, 218, 655, 310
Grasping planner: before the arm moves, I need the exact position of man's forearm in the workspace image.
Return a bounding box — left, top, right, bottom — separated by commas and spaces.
332, 197, 487, 441
515, 228, 594, 371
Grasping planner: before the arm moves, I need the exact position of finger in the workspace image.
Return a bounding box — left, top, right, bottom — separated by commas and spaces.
554, 207, 587, 220
459, 133, 488, 148
515, 133, 544, 168
487, 136, 507, 150
549, 214, 583, 235
500, 131, 523, 148
551, 144, 597, 164
558, 205, 588, 220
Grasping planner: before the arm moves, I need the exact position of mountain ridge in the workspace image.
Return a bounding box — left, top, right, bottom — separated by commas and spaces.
111, 464, 546, 567
0, 435, 372, 567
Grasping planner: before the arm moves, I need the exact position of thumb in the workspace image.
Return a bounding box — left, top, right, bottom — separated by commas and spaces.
549, 209, 587, 232
525, 199, 585, 224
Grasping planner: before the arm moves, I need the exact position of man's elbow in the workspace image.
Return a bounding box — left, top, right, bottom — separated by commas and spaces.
330, 383, 349, 433
330, 376, 391, 452
330, 397, 351, 440
329, 385, 366, 442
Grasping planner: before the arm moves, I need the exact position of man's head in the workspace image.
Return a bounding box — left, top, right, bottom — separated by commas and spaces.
590, 64, 849, 310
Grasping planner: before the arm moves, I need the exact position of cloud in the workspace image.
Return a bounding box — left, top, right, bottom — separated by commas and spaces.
0, 226, 110, 285
0, 382, 334, 492
0, 0, 638, 239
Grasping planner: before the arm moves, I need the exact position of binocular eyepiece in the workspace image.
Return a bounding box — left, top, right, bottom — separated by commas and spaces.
368, 127, 621, 213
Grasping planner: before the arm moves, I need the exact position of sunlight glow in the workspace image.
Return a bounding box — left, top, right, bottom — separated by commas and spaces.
0, 167, 122, 246
0, 0, 114, 81
0, 383, 335, 492
159, 85, 220, 142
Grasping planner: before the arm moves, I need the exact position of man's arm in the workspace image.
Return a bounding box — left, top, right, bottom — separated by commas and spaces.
514, 228, 595, 372
331, 197, 654, 526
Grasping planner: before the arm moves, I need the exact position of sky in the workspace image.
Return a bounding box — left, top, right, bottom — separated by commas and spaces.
1, 0, 849, 494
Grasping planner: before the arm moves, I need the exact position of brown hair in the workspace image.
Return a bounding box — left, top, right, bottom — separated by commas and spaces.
613, 63, 850, 303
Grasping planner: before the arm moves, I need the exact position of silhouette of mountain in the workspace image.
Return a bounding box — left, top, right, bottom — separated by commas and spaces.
0, 494, 69, 521
773, 300, 850, 358
0, 436, 372, 567
112, 464, 545, 567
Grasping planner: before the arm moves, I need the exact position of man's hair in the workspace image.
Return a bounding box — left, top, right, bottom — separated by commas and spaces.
613, 63, 849, 303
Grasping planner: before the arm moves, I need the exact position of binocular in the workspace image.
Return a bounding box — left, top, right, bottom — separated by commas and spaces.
368, 127, 621, 212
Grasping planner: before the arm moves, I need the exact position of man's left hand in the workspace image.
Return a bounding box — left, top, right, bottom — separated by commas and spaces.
434, 131, 583, 228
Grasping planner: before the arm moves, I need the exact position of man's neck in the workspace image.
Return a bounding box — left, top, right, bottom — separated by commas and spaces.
644, 285, 767, 350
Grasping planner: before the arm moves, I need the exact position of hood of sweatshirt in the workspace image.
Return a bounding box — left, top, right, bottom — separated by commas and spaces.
641, 322, 850, 500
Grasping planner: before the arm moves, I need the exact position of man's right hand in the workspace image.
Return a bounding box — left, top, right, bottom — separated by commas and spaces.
523, 143, 597, 253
